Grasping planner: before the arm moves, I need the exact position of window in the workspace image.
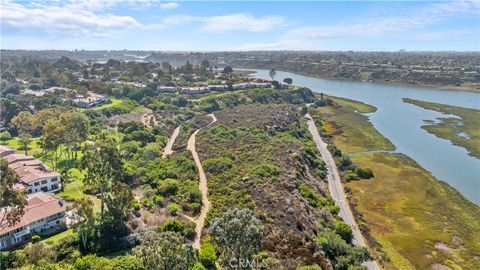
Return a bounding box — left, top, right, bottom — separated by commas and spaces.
41, 180, 48, 185
51, 177, 58, 182
34, 182, 40, 186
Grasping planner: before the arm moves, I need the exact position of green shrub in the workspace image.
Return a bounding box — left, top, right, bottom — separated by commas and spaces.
153, 195, 164, 206
199, 243, 217, 269
167, 203, 182, 216
133, 202, 141, 211
354, 167, 374, 179
31, 235, 41, 242
344, 171, 360, 181
250, 164, 280, 178
299, 183, 328, 208
329, 205, 340, 216
161, 220, 185, 233
111, 256, 145, 270
335, 221, 353, 244
203, 157, 233, 174
192, 262, 206, 270
315, 169, 327, 180
0, 131, 11, 141
187, 187, 202, 203
157, 178, 179, 196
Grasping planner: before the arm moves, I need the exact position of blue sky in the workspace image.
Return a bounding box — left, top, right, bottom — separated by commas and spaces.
1, 0, 479, 51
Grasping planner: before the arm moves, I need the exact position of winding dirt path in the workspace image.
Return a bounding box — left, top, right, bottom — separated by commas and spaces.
162, 126, 181, 158
187, 113, 217, 249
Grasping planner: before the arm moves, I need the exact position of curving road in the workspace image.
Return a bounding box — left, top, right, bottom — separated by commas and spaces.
305, 113, 381, 270
187, 113, 217, 249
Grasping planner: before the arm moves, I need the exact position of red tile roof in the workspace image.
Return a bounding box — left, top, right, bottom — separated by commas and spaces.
13, 166, 59, 184
4, 154, 35, 164
0, 192, 66, 234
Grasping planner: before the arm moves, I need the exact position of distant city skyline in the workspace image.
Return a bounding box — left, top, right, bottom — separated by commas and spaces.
1, 0, 479, 51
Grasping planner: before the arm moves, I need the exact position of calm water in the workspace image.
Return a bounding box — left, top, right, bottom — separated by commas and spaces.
251, 69, 480, 205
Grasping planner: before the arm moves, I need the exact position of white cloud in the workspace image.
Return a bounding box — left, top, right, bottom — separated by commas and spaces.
200, 13, 287, 33
144, 13, 287, 33
159, 2, 179, 10
285, 0, 480, 40
1, 0, 141, 36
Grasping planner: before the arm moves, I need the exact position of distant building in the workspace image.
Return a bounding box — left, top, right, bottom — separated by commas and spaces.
157, 86, 177, 93
2, 148, 61, 193
73, 91, 108, 108
0, 192, 67, 250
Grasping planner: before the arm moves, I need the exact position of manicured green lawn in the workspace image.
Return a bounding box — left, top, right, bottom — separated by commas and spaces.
81, 98, 122, 111
42, 229, 74, 245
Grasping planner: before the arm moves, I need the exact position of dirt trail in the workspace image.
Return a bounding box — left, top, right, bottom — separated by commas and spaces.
305, 112, 381, 270
187, 113, 217, 249
162, 126, 181, 158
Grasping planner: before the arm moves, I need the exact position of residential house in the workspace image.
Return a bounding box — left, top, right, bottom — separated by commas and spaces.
2, 149, 61, 193
73, 91, 108, 108
0, 192, 67, 250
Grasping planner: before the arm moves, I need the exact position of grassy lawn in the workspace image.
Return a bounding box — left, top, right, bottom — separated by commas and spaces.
42, 229, 74, 245
404, 98, 480, 159
310, 96, 480, 270
81, 98, 122, 111
2, 137, 42, 156
57, 168, 101, 212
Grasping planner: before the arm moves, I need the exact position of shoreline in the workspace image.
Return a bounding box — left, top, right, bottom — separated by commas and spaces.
238, 67, 480, 93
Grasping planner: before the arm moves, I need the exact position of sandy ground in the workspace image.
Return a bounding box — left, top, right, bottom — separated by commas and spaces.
162, 126, 181, 158
187, 113, 217, 249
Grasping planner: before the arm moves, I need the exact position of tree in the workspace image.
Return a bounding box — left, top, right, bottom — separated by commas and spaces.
199, 243, 217, 269
208, 208, 264, 269
71, 197, 95, 251
0, 98, 20, 125
133, 231, 195, 270
0, 159, 27, 230
81, 138, 124, 215
62, 112, 89, 161
317, 229, 371, 270
283, 77, 293, 85
41, 119, 66, 171
269, 68, 277, 81
335, 221, 353, 244
18, 132, 32, 155
105, 183, 133, 231
201, 59, 210, 71
223, 66, 233, 74
12, 111, 36, 136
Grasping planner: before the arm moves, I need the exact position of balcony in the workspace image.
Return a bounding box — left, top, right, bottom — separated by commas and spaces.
14, 227, 30, 238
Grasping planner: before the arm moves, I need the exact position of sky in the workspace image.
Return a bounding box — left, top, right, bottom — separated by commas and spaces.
1, 0, 479, 51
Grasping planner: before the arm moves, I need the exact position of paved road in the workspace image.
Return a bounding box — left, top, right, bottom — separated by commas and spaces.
305, 113, 381, 270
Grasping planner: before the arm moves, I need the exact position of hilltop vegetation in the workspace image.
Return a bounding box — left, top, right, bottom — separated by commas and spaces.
0, 61, 373, 270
